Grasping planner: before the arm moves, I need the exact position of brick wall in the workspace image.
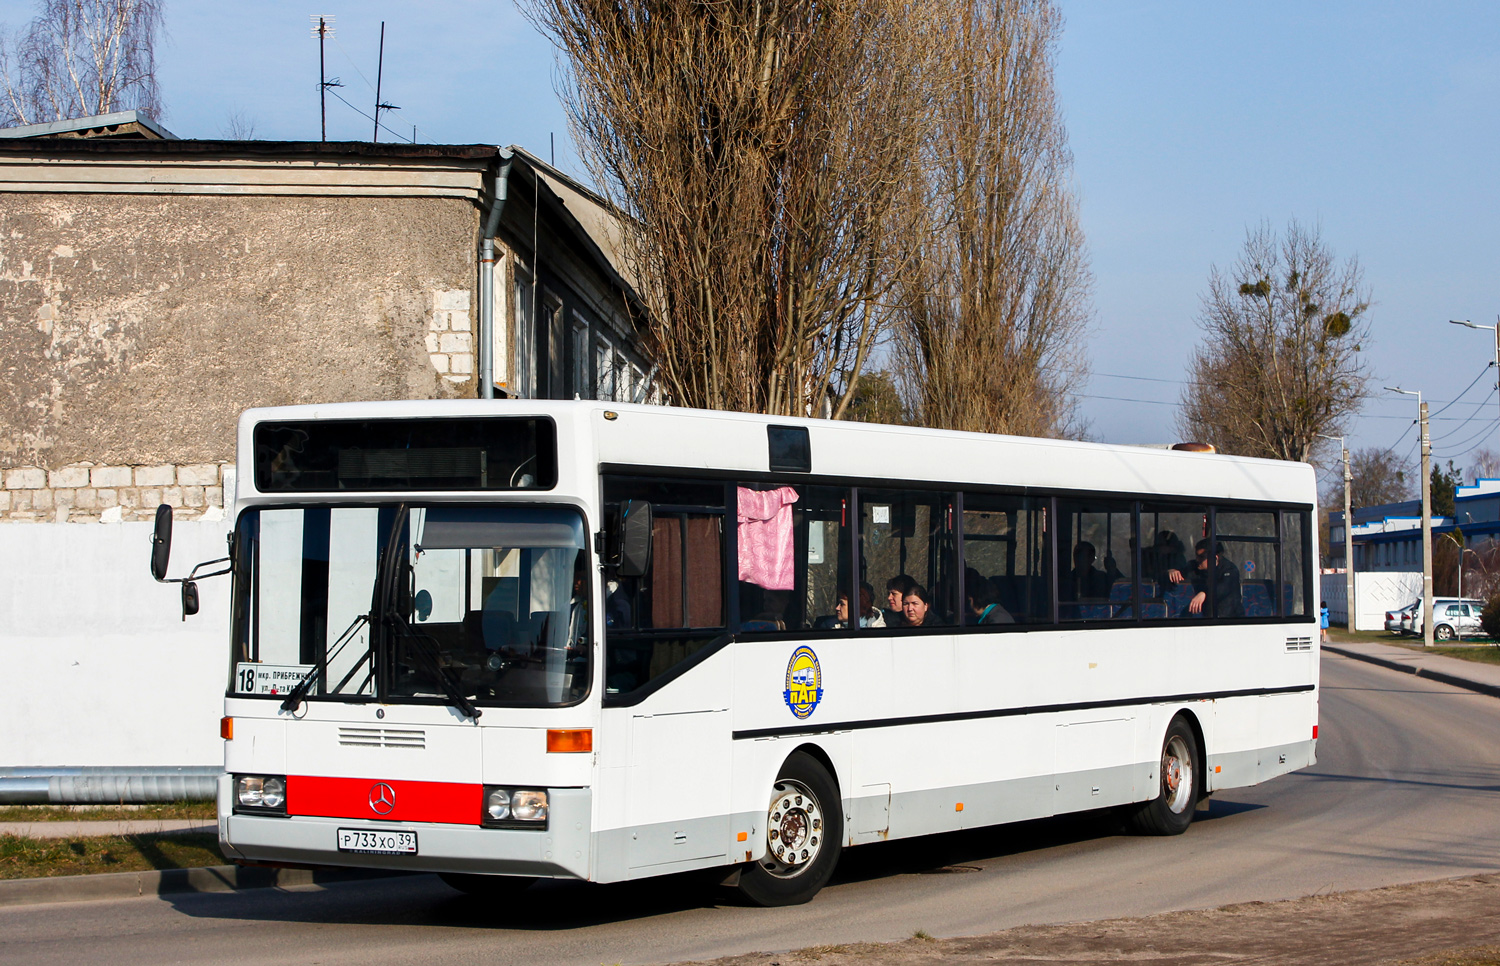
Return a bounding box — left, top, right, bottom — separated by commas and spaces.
1, 461, 231, 523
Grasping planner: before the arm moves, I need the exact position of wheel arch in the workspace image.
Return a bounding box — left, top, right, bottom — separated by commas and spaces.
785, 741, 842, 797
1166, 705, 1208, 792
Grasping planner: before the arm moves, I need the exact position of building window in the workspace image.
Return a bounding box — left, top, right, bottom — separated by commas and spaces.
513, 277, 534, 398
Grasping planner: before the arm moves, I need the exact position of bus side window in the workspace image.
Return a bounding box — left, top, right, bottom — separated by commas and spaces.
1280, 510, 1311, 618
859, 489, 957, 630
1057, 499, 1136, 622
961, 493, 1049, 624
737, 485, 852, 633
602, 477, 727, 699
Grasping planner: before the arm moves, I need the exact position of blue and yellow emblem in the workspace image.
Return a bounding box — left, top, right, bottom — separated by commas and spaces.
783, 646, 823, 719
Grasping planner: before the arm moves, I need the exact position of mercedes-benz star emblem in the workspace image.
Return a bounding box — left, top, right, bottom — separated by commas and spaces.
368, 782, 395, 815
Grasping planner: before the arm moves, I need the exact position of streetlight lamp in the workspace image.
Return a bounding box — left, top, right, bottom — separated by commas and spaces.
1449, 317, 1500, 441
1388, 386, 1434, 647
1318, 432, 1355, 631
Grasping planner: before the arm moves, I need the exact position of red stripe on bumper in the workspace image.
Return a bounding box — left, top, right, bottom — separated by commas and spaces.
288, 775, 480, 824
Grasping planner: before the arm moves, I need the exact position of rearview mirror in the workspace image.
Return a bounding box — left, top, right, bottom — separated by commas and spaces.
181, 580, 200, 617
617, 500, 653, 578
150, 504, 173, 581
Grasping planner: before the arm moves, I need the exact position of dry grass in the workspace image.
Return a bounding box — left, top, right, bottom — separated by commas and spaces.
0, 801, 215, 822
0, 832, 224, 879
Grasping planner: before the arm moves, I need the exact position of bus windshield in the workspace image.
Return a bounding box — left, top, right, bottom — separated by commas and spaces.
230, 504, 590, 708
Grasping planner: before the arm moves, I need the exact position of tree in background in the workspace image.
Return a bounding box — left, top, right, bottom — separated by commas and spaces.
1470, 447, 1500, 482
841, 370, 908, 426
889, 0, 1090, 437
1178, 221, 1370, 462
0, 0, 163, 127
1431, 459, 1460, 519
522, 0, 931, 416
1345, 447, 1415, 508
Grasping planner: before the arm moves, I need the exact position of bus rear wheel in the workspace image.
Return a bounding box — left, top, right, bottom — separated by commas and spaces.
735, 752, 843, 906
1127, 714, 1200, 836
438, 872, 537, 897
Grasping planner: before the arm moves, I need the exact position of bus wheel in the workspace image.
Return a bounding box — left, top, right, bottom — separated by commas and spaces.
736, 752, 843, 906
1127, 714, 1199, 836
438, 872, 537, 897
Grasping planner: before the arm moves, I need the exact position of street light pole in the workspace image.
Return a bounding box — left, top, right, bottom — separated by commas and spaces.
1450, 317, 1500, 444
1318, 433, 1355, 630
1389, 387, 1433, 647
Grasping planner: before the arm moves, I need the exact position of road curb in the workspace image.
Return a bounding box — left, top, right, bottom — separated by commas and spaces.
1323, 643, 1500, 700
0, 864, 410, 908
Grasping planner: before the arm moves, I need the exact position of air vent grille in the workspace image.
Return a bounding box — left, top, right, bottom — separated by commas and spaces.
1285, 636, 1313, 652
338, 726, 425, 749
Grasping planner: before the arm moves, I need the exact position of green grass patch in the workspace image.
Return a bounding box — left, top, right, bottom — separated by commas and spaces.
0, 801, 215, 822
0, 832, 225, 880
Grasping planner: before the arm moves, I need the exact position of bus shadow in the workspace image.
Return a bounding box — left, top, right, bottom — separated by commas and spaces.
163, 803, 1264, 930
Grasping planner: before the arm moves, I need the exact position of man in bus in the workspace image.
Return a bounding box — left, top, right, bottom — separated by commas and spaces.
1062, 541, 1111, 601
1185, 539, 1243, 617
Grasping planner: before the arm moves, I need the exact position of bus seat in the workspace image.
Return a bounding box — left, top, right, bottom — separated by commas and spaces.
1242, 583, 1274, 618
741, 619, 785, 633
1164, 583, 1195, 618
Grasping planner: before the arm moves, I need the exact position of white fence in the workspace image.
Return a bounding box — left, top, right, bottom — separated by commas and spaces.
0, 520, 231, 768
1320, 570, 1423, 632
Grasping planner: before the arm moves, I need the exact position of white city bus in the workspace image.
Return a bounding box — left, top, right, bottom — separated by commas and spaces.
170, 399, 1318, 906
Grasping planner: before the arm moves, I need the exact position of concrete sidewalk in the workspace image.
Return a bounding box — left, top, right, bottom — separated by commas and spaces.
1322, 637, 1500, 699
0, 819, 216, 839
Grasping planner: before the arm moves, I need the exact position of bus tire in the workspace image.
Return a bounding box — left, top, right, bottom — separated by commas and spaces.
1127, 714, 1199, 836
438, 872, 537, 897
735, 752, 843, 906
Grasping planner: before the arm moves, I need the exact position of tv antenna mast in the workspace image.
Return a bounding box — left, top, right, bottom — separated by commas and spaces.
310, 16, 342, 141
371, 21, 400, 142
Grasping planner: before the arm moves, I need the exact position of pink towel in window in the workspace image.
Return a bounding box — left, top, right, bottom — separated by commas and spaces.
737, 486, 800, 590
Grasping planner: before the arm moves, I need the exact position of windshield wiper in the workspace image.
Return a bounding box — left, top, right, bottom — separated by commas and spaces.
387, 616, 481, 720
281, 612, 371, 712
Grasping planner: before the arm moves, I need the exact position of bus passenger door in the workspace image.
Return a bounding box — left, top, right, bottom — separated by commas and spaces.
625, 707, 731, 873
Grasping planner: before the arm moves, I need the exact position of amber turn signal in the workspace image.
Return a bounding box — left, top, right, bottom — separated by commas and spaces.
220, 716, 234, 740
546, 729, 593, 753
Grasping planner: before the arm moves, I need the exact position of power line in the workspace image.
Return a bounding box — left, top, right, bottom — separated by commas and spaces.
325, 87, 414, 143
1427, 362, 1495, 419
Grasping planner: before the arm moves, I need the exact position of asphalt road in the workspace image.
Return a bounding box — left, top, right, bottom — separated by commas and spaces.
5, 651, 1500, 966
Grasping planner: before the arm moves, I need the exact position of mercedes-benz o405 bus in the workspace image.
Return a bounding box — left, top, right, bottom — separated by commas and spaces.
157, 400, 1319, 906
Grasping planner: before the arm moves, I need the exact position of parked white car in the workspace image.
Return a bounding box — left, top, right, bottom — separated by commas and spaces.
1411, 597, 1487, 641
1386, 603, 1416, 635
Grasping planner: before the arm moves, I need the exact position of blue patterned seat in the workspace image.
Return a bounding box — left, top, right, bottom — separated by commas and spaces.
1242, 583, 1274, 617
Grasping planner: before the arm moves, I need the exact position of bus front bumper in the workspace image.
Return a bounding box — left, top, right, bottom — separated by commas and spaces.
220, 785, 593, 880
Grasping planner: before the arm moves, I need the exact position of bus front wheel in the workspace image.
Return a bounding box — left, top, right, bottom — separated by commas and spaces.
1127, 714, 1200, 836
736, 752, 843, 906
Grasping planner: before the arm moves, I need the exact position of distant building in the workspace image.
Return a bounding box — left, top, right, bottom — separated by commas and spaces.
0, 114, 654, 771
1327, 479, 1500, 572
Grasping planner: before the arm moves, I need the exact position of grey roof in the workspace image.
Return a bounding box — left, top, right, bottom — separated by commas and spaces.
0, 110, 177, 140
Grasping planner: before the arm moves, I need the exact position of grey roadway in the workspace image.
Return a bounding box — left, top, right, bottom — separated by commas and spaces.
5, 651, 1500, 966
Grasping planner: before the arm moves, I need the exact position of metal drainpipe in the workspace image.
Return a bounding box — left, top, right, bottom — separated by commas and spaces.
0, 766, 220, 804
478, 154, 514, 400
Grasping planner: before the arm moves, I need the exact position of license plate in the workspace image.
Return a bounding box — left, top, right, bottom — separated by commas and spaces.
337, 828, 417, 854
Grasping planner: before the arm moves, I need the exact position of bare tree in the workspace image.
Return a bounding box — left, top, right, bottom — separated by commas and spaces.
1178, 221, 1371, 462
890, 0, 1090, 438
520, 0, 932, 416
1346, 447, 1414, 508
1470, 447, 1500, 482
1, 0, 163, 127
220, 109, 257, 140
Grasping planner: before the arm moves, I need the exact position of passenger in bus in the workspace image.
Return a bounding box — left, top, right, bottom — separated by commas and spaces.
1186, 539, 1243, 617
831, 585, 885, 629
1061, 541, 1110, 601
884, 574, 917, 627
1147, 531, 1191, 587
965, 577, 1015, 625
901, 585, 934, 628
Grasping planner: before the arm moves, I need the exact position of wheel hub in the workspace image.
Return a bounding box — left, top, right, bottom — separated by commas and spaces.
764, 780, 823, 877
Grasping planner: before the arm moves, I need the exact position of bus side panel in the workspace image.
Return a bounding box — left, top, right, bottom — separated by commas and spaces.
594, 650, 735, 882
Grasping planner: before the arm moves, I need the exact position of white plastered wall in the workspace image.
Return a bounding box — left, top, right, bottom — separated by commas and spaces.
0, 519, 231, 767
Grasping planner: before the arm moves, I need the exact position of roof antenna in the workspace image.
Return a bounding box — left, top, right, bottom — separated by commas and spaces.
371, 21, 400, 142
550, 132, 555, 167
310, 16, 341, 142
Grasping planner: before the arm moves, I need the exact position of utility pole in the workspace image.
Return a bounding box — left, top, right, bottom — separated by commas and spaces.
1389, 388, 1433, 646
1319, 433, 1355, 630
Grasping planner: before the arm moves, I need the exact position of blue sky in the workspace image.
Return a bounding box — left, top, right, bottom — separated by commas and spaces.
4, 1, 1497, 476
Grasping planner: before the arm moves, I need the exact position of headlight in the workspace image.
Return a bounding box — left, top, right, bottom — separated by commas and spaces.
481, 786, 548, 828
234, 774, 289, 815
511, 790, 548, 822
